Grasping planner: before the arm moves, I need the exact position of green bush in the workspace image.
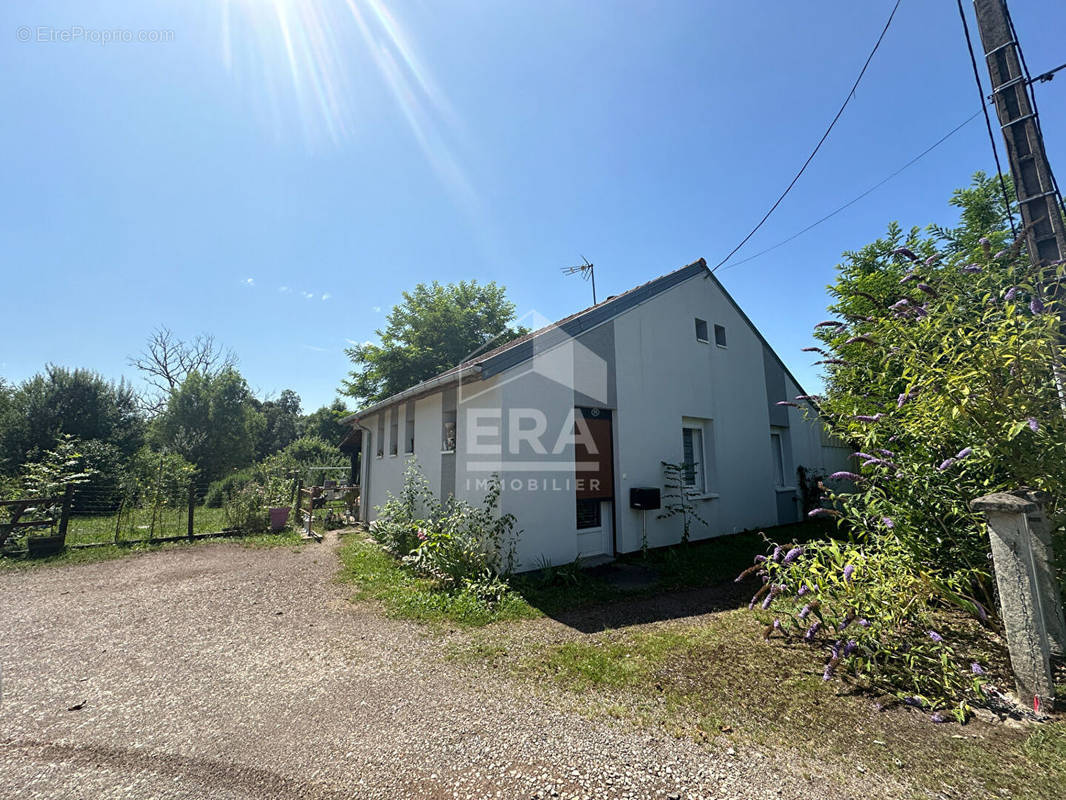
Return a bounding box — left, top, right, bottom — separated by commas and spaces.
370, 459, 521, 603
755, 173, 1066, 714
223, 482, 269, 532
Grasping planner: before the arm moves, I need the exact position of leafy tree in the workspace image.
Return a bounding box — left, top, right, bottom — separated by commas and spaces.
300, 399, 350, 444
750, 173, 1066, 713
151, 368, 262, 484
254, 389, 302, 459
341, 281, 527, 405
0, 366, 144, 475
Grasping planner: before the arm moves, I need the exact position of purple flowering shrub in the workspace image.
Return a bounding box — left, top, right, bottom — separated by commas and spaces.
745, 538, 990, 718
757, 174, 1066, 714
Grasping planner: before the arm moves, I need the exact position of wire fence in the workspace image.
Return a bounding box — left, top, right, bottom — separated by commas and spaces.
2, 465, 361, 554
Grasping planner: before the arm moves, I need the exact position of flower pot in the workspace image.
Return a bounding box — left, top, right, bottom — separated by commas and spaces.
269, 507, 291, 531
27, 534, 66, 558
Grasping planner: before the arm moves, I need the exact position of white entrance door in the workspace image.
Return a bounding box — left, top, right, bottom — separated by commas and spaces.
576, 499, 613, 558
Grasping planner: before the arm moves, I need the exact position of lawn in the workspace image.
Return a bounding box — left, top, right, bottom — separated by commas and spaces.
337, 521, 831, 627
503, 612, 1066, 800
337, 521, 1066, 798
63, 505, 230, 546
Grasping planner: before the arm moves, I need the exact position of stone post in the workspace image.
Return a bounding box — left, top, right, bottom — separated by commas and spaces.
1020, 491, 1066, 656
970, 492, 1054, 713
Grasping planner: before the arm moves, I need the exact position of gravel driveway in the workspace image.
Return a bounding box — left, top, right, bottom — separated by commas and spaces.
1, 536, 868, 800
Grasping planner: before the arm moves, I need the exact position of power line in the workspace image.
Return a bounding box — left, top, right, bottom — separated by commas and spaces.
711, 0, 902, 272
717, 110, 983, 272
955, 0, 1018, 237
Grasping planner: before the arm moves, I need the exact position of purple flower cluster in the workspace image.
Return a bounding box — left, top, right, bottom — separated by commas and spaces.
927, 630, 944, 643
843, 564, 855, 583
782, 546, 804, 565
893, 247, 919, 262
1029, 417, 1040, 432
882, 516, 895, 529
814, 320, 844, 329
852, 413, 884, 423
803, 621, 821, 641
960, 263, 982, 273
845, 335, 878, 346
828, 471, 861, 482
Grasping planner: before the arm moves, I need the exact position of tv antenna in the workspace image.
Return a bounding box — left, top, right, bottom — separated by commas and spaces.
561, 256, 597, 305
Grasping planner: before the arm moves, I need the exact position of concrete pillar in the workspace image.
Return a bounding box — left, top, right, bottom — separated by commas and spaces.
1021, 491, 1066, 656
970, 492, 1054, 713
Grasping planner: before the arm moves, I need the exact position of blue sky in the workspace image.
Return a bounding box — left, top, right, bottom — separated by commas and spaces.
2, 0, 1064, 411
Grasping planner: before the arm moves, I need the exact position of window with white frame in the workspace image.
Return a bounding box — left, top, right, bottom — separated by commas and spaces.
388, 408, 399, 456
770, 430, 787, 487
375, 415, 385, 458
682, 424, 705, 492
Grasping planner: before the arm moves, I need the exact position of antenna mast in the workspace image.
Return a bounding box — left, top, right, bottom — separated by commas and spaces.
561, 256, 597, 305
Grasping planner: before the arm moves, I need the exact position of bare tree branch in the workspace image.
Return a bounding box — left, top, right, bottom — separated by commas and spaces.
129, 327, 238, 414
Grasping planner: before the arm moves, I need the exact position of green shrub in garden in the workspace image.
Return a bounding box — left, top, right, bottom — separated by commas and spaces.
751, 174, 1066, 716
370, 459, 520, 604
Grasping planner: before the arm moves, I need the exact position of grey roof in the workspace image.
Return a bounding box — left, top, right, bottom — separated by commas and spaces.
348, 257, 810, 421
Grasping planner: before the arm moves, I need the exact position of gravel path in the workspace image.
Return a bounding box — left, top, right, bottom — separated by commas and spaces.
1, 535, 889, 799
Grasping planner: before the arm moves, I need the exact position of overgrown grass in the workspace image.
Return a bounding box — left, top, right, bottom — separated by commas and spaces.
0, 528, 304, 571
63, 505, 230, 546
514, 612, 1066, 799
336, 533, 538, 626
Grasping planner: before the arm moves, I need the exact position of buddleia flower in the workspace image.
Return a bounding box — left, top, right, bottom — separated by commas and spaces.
1028, 417, 1040, 432
803, 621, 822, 641
1031, 296, 1045, 315
1005, 286, 1018, 302
814, 320, 844, 328
852, 414, 884, 423
971, 662, 985, 675
928, 630, 944, 643
845, 335, 878, 346
960, 264, 982, 273
828, 471, 861, 481
892, 247, 919, 262
798, 603, 813, 620
882, 516, 894, 529
775, 401, 800, 408
937, 458, 956, 471
843, 564, 855, 582
930, 713, 950, 723
917, 283, 937, 297
782, 546, 805, 565
843, 640, 858, 656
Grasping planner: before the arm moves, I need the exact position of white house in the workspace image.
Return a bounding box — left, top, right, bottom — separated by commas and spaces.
343, 259, 851, 571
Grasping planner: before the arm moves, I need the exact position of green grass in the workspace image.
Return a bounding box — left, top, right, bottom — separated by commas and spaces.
336, 533, 539, 626
0, 527, 305, 571
509, 613, 1066, 799
337, 521, 831, 626
62, 505, 230, 546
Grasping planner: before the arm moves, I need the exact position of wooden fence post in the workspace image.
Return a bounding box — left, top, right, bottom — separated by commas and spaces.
187, 483, 196, 540
970, 492, 1056, 713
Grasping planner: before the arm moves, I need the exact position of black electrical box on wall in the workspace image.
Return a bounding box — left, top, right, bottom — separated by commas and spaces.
629, 487, 661, 510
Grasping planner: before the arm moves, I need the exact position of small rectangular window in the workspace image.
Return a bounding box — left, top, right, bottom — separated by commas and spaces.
388, 408, 399, 456
405, 415, 415, 454
714, 324, 727, 348
576, 498, 602, 529
695, 318, 709, 342
682, 426, 705, 492
770, 432, 785, 486
376, 415, 385, 458
442, 410, 457, 452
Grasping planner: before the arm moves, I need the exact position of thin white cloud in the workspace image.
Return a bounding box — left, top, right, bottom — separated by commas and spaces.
303, 344, 330, 352
372, 305, 381, 313
244, 278, 255, 287
279, 286, 291, 294
302, 291, 315, 300
322, 293, 332, 301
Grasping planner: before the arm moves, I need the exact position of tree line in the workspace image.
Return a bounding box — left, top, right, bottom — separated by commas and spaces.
0, 329, 351, 501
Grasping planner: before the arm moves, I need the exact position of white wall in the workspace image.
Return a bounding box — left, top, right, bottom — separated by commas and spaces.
359, 269, 851, 570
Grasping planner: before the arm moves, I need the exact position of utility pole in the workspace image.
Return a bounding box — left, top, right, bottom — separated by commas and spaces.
972, 0, 1066, 269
